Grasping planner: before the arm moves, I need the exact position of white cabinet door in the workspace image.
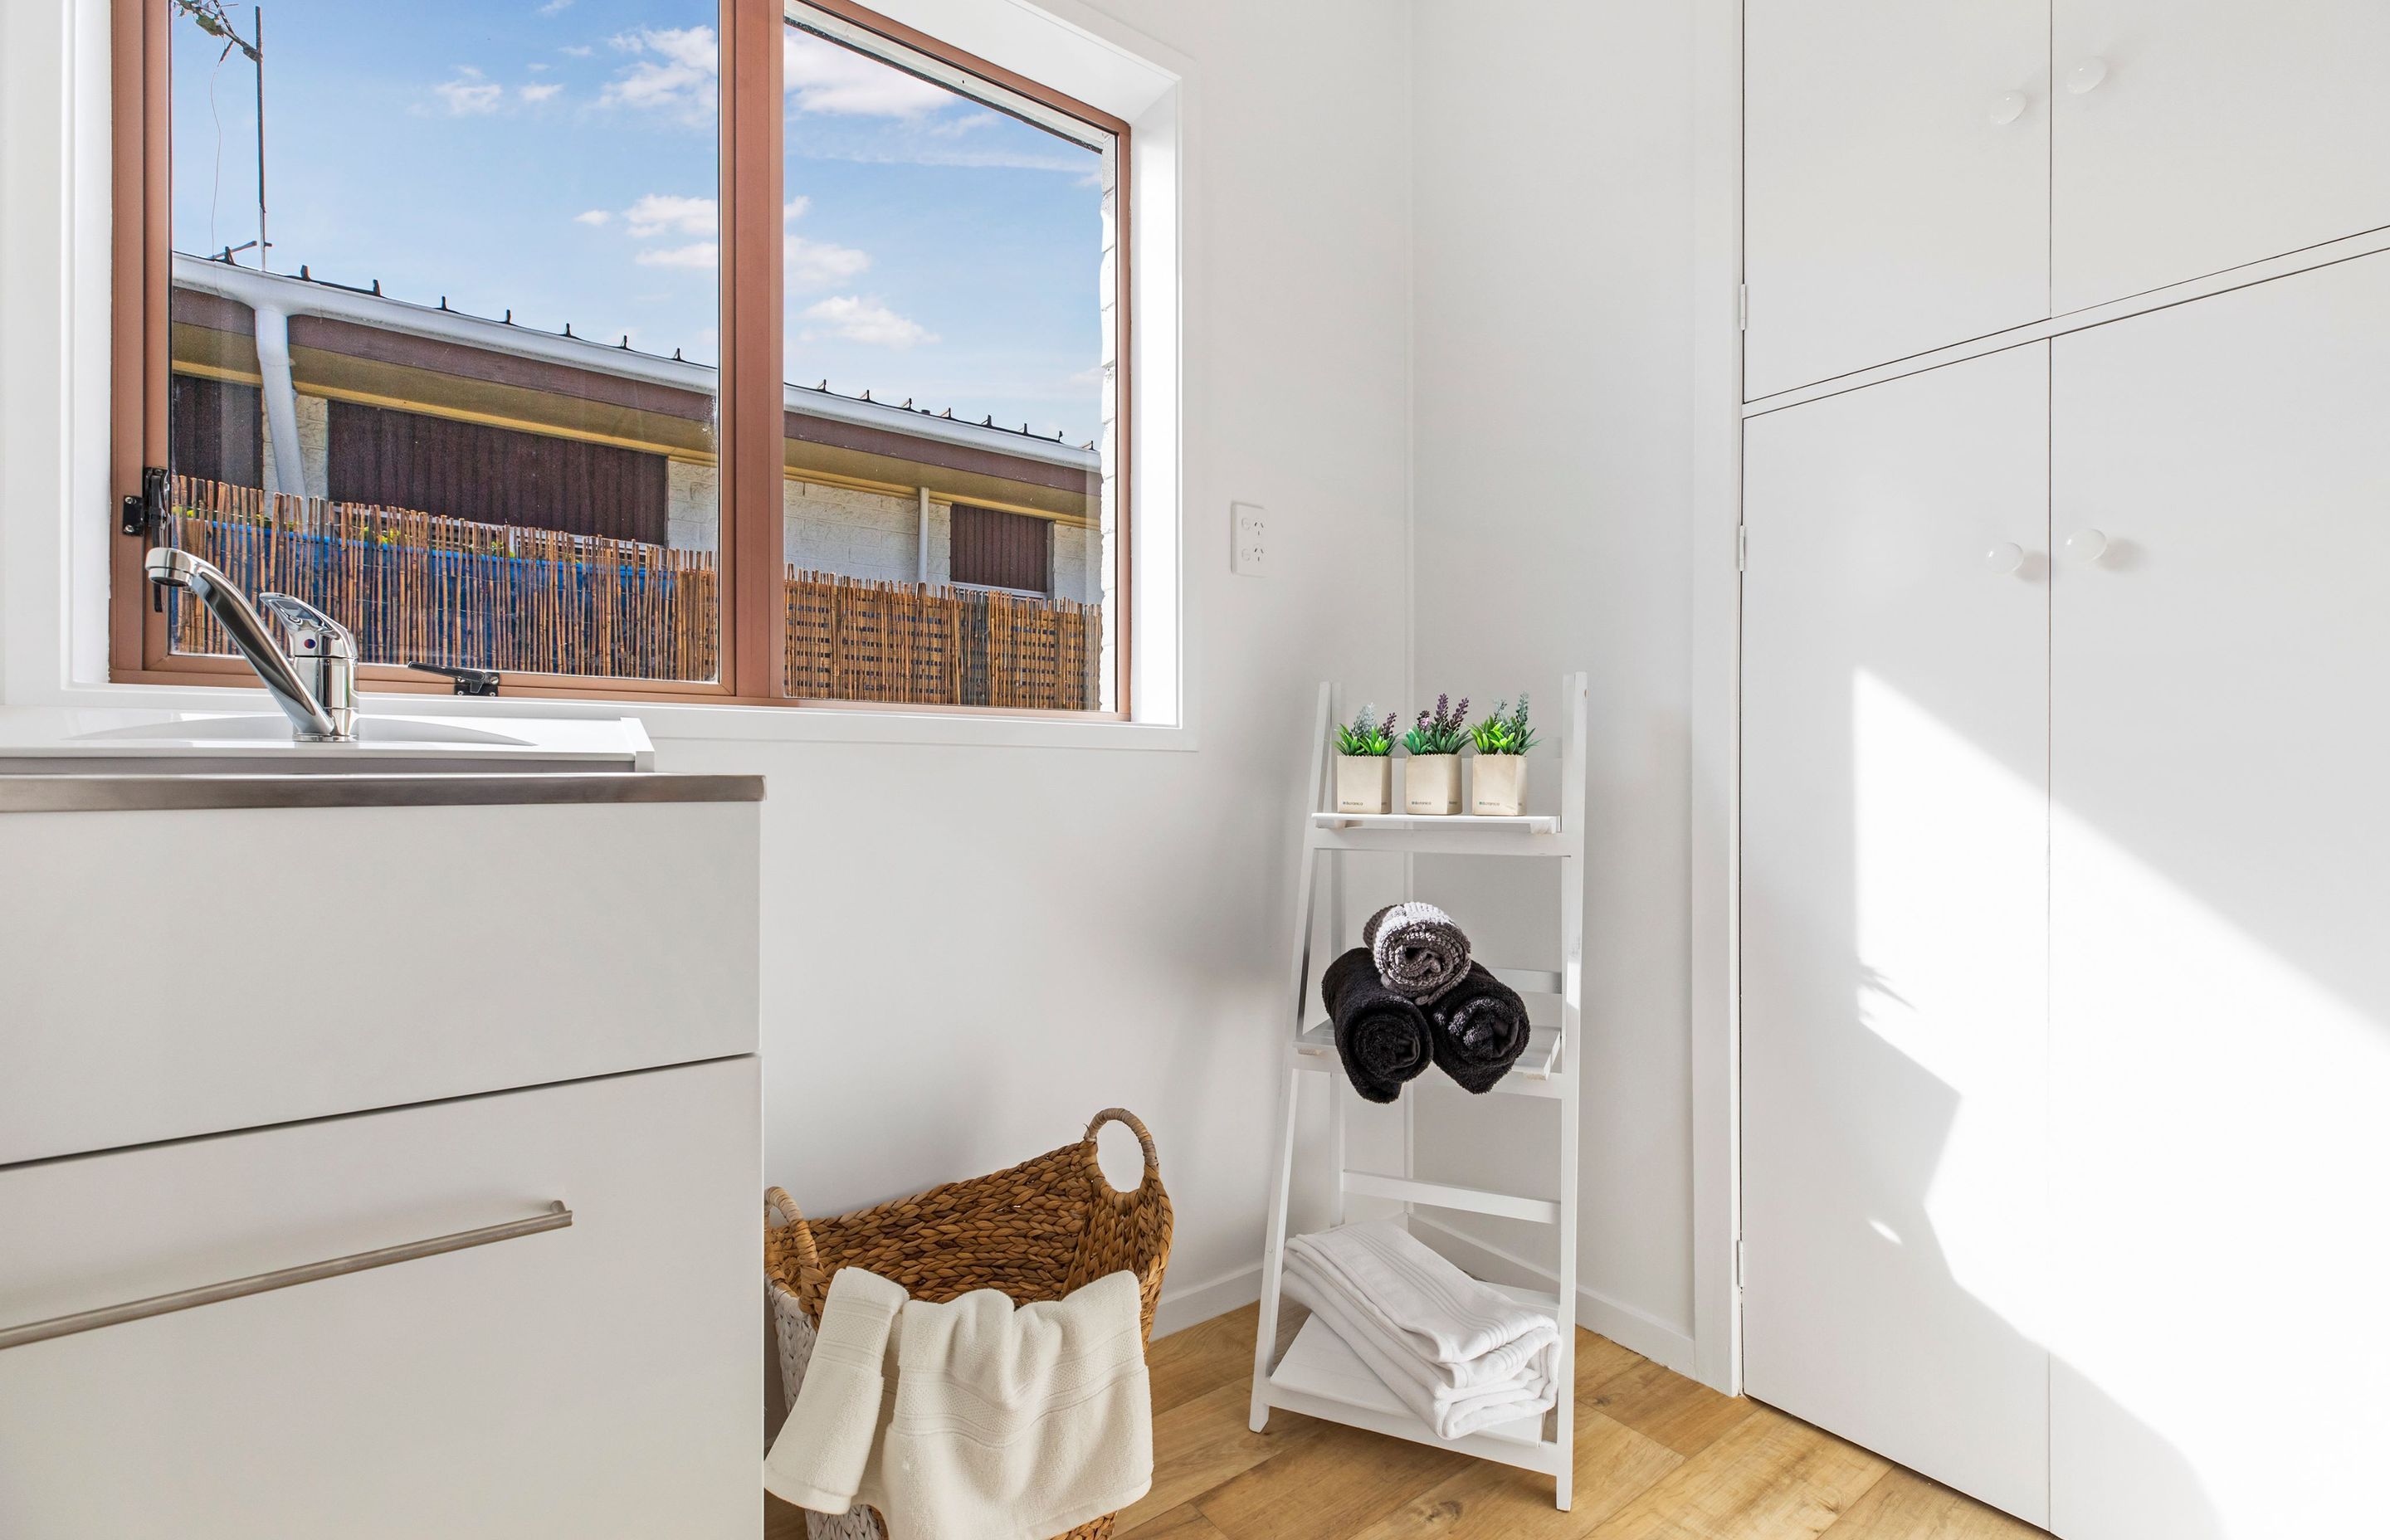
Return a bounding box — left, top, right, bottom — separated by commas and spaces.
2050, 252, 2390, 1540
1742, 345, 2051, 1525
2052, 0, 2390, 313
0, 1057, 761, 1539
1745, 0, 2049, 398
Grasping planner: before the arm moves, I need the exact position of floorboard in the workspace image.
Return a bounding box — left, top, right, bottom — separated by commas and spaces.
761, 1305, 2051, 1540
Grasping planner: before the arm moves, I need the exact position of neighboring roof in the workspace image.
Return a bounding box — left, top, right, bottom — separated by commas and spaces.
170, 252, 1101, 475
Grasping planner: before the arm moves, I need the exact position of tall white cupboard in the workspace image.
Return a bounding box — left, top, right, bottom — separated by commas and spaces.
1740, 6, 2390, 1538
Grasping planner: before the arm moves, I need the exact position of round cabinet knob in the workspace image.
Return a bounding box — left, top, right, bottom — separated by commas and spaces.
1982, 541, 2026, 574
1988, 91, 2027, 126
2064, 528, 2110, 564
2067, 57, 2110, 95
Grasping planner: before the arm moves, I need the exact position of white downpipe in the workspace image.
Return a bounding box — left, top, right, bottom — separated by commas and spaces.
917, 486, 931, 583
251, 302, 309, 500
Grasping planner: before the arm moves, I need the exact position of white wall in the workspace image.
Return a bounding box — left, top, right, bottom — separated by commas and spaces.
1405, 0, 1704, 1369
657, 0, 1417, 1327
1, 0, 1720, 1367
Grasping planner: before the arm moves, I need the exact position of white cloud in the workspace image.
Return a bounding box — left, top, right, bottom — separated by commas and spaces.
432, 68, 504, 115
537, 0, 574, 13
622, 193, 717, 237
783, 32, 949, 118
784, 235, 871, 288
801, 295, 937, 348
602, 26, 719, 124
519, 82, 563, 103
573, 208, 612, 226
560, 44, 594, 57
635, 241, 719, 270
783, 195, 811, 223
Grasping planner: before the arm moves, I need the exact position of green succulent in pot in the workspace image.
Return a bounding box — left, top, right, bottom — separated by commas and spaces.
1468, 695, 1539, 756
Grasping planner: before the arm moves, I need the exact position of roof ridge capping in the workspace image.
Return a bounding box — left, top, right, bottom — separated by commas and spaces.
172, 251, 1101, 470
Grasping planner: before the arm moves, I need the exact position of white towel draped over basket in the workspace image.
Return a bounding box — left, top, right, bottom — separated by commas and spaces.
765, 1266, 1154, 1540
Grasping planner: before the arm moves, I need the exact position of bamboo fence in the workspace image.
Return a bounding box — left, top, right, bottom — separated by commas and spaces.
164, 477, 1100, 708
783, 570, 1102, 709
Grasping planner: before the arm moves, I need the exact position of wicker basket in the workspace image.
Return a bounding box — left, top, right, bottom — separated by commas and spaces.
765, 1108, 1173, 1540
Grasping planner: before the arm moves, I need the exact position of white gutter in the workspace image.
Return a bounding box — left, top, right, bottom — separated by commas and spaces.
249, 301, 310, 499
172, 254, 1099, 474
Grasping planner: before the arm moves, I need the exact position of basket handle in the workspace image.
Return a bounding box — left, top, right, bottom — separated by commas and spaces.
1083, 1108, 1161, 1196
764, 1186, 822, 1279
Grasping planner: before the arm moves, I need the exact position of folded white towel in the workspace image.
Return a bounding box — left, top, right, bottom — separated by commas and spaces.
1281, 1220, 1559, 1439
764, 1267, 1153, 1540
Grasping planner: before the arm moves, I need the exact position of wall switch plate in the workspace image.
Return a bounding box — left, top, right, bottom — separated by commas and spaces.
1232, 501, 1270, 576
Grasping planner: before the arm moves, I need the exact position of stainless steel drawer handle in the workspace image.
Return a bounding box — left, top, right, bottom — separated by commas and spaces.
0, 1200, 572, 1351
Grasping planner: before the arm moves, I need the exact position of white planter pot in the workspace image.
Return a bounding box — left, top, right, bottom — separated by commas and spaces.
1471, 754, 1527, 817
1335, 755, 1393, 815
1403, 753, 1462, 816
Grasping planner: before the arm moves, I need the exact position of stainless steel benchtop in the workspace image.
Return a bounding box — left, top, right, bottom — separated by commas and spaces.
0, 772, 765, 814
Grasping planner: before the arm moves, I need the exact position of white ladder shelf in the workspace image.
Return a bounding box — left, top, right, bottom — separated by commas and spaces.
1247, 673, 1588, 1510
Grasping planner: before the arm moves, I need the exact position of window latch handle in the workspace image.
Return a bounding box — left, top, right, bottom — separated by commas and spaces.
122, 465, 169, 539
407, 662, 502, 697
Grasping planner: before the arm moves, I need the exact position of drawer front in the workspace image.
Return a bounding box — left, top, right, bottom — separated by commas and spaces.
0, 797, 758, 1164
0, 1057, 759, 1539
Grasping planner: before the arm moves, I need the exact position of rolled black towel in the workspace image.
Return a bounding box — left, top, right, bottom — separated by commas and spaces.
1362, 901, 1472, 1003
1427, 962, 1531, 1093
1320, 947, 1433, 1104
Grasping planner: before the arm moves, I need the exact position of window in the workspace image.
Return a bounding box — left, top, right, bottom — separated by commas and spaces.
949, 504, 1051, 595
111, 0, 1129, 715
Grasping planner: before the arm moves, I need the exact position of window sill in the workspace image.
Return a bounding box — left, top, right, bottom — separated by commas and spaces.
17, 680, 1193, 753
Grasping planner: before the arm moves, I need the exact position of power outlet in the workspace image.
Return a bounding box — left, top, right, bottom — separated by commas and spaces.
1232, 501, 1271, 577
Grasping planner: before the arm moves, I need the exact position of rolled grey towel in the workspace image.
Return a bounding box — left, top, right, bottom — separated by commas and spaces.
1363, 901, 1472, 1004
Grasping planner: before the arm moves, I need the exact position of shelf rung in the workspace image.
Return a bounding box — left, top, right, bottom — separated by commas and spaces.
1486, 966, 1563, 995
1340, 1171, 1561, 1224
1310, 811, 1560, 834
1294, 1021, 1566, 1089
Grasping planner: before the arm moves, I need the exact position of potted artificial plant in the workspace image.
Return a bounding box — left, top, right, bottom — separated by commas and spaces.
1469, 694, 1539, 816
1334, 704, 1398, 814
1402, 694, 1469, 816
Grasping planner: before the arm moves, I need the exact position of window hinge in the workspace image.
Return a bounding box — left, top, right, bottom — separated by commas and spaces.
121, 465, 168, 539
1736, 524, 1748, 572
1735, 1236, 1746, 1290
1738, 283, 1749, 332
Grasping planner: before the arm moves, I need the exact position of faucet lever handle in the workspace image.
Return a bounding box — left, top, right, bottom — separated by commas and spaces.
256, 593, 358, 660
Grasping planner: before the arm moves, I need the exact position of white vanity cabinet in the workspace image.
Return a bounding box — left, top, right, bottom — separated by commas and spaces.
0, 772, 764, 1539
0, 1059, 758, 1538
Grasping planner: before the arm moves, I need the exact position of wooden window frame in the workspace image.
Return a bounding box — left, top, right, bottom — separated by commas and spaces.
108, 0, 1130, 718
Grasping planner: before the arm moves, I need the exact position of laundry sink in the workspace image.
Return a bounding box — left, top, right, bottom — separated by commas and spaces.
72, 714, 534, 748
0, 711, 654, 775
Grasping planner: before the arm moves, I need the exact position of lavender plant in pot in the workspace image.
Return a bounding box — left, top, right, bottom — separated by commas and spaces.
1334, 704, 1398, 814
1402, 694, 1469, 816
1468, 694, 1539, 816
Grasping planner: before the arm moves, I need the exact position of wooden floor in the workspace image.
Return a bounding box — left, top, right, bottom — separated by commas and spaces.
766, 1304, 2047, 1540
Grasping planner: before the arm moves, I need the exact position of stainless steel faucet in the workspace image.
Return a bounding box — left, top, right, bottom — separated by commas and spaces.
144, 548, 360, 742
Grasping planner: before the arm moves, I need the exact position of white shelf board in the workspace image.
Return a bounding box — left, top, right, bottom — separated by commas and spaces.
1294, 1020, 1564, 1089
1310, 811, 1559, 834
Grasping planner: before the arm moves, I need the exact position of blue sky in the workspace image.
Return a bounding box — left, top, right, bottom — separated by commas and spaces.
170, 1, 1105, 445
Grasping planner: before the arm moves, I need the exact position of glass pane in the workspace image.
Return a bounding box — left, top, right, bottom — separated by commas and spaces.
165, 2, 722, 684
778, 8, 1113, 709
